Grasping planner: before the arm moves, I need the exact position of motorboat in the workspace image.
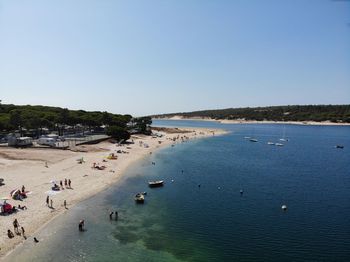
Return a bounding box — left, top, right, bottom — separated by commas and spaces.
148, 180, 164, 187
249, 138, 258, 142
267, 142, 275, 145
134, 193, 145, 203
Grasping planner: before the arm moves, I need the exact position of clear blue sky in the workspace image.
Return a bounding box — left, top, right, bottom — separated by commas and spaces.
0, 0, 349, 116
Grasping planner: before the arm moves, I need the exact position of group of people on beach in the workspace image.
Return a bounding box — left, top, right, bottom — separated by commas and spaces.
52, 178, 72, 191
63, 178, 72, 189
7, 218, 26, 240
47, 178, 72, 209
46, 195, 67, 209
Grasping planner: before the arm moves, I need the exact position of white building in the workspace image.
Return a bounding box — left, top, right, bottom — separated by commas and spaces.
8, 135, 33, 147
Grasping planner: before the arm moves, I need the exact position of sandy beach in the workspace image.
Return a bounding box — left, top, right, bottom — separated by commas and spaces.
155, 116, 350, 126
0, 127, 226, 259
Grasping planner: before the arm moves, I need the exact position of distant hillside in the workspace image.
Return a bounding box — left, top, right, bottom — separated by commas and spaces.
0, 103, 132, 133
152, 105, 350, 123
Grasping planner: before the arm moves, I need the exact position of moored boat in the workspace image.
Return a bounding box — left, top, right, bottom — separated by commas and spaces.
148, 180, 164, 187
249, 138, 258, 142
267, 142, 275, 145
134, 193, 145, 203
335, 145, 344, 149
275, 143, 284, 146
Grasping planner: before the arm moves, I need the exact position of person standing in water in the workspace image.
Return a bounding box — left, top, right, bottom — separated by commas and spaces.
78, 220, 85, 231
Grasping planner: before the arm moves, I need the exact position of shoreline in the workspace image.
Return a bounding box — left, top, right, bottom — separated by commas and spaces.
153, 117, 350, 126
0, 127, 228, 259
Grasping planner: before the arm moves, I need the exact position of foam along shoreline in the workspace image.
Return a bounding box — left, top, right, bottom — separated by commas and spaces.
0, 127, 227, 259
154, 116, 350, 126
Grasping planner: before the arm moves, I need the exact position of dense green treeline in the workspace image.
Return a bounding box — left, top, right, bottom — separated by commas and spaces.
152, 105, 350, 123
0, 103, 132, 134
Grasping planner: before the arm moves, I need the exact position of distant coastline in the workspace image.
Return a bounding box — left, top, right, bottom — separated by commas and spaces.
150, 105, 350, 125
153, 116, 350, 126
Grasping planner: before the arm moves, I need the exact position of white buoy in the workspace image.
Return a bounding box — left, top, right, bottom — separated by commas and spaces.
171, 179, 174, 183
281, 205, 287, 211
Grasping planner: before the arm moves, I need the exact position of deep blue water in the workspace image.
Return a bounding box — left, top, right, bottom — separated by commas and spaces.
7, 120, 350, 262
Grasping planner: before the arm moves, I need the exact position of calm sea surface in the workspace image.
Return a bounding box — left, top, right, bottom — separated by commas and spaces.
6, 120, 350, 262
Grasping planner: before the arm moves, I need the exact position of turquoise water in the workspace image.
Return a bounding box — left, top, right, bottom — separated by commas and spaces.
6, 121, 350, 262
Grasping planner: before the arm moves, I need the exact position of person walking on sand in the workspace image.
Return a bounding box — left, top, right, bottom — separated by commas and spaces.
13, 219, 19, 234
21, 185, 25, 193
68, 179, 71, 188
50, 199, 53, 208
45, 161, 48, 168
64, 200, 67, 209
46, 196, 49, 207
64, 178, 67, 188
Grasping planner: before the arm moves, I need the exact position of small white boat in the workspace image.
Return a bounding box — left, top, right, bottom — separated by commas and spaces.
267, 142, 275, 145
275, 143, 284, 147
148, 180, 164, 187
244, 136, 251, 139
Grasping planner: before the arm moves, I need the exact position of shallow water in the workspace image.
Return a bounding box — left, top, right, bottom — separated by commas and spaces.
6, 121, 350, 262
